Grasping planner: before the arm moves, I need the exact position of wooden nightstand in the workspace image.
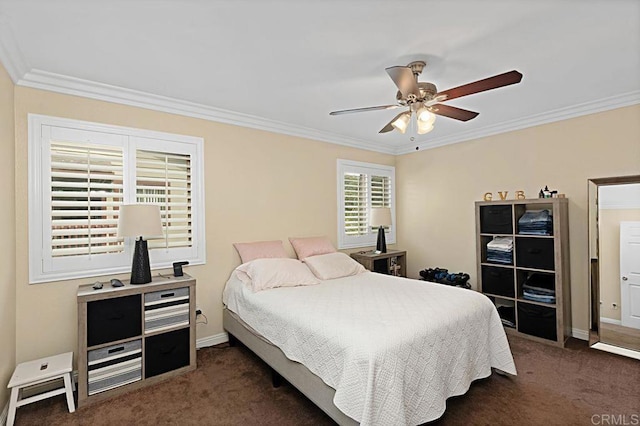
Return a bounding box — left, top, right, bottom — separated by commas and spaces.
350, 250, 407, 277
77, 274, 196, 407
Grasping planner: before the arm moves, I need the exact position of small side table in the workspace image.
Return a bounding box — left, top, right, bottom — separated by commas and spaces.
350, 250, 407, 277
7, 352, 75, 426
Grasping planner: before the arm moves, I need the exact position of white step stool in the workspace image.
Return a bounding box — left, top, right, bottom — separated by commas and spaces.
7, 352, 75, 426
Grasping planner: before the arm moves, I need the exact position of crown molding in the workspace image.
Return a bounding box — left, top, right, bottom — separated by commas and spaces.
16, 69, 396, 155
10, 66, 639, 156
0, 14, 29, 83
396, 90, 640, 155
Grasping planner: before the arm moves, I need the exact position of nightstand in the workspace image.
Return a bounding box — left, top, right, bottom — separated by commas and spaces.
77, 274, 196, 407
350, 250, 407, 277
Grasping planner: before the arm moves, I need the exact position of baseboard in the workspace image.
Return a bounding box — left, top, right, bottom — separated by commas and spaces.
600, 317, 622, 325
196, 332, 229, 349
572, 328, 589, 341
1, 399, 8, 426
591, 342, 640, 361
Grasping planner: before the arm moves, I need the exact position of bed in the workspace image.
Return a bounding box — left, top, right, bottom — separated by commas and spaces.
222, 258, 516, 425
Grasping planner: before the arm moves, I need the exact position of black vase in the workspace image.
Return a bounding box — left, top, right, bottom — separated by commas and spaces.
376, 226, 387, 253
130, 238, 152, 284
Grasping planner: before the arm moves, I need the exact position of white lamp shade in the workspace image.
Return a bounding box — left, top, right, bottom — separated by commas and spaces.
417, 107, 436, 125
417, 120, 434, 135
117, 204, 163, 238
370, 207, 392, 227
391, 113, 411, 134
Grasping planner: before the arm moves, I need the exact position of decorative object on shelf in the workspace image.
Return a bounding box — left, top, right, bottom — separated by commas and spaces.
539, 185, 558, 198
173, 261, 189, 277
117, 204, 163, 284
389, 256, 402, 276
483, 190, 526, 201
370, 207, 391, 253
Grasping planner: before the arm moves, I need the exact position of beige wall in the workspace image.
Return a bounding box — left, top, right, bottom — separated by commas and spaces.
13, 86, 395, 362
396, 104, 640, 333
598, 210, 640, 321
0, 62, 16, 405
6, 77, 640, 368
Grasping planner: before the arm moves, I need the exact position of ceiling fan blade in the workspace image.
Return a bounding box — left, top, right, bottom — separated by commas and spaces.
436, 70, 523, 102
385, 66, 420, 99
430, 104, 479, 121
329, 104, 401, 116
379, 111, 407, 133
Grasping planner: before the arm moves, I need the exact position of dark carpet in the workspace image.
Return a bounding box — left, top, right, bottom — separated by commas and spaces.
14, 335, 640, 425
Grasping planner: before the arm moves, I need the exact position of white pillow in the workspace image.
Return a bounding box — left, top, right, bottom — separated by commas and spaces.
235, 258, 320, 292
303, 252, 366, 280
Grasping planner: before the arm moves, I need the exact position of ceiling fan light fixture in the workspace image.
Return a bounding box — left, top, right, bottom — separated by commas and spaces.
391, 112, 411, 134
416, 106, 436, 126
417, 120, 434, 135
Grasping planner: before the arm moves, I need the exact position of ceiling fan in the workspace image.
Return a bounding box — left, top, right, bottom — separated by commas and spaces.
329, 61, 523, 135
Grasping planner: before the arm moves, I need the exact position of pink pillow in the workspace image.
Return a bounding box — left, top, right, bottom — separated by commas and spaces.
289, 236, 336, 260
233, 240, 289, 263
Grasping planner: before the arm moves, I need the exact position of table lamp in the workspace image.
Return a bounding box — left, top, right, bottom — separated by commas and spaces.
117, 204, 163, 284
370, 207, 391, 253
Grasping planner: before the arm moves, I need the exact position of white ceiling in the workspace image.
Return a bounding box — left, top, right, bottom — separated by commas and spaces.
0, 0, 638, 154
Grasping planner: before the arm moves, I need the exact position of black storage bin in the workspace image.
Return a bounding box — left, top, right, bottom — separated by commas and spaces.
517, 302, 557, 341
516, 237, 555, 270
87, 295, 142, 347
145, 328, 190, 378
373, 259, 389, 274
496, 305, 516, 328
480, 205, 513, 234
482, 266, 515, 297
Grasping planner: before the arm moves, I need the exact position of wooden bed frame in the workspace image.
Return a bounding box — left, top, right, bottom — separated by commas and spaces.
222, 308, 358, 426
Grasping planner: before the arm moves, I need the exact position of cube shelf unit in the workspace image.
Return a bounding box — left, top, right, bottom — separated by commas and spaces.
475, 198, 571, 347
77, 274, 196, 407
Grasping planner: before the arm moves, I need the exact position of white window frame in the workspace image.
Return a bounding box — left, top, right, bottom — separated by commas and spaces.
28, 114, 206, 283
337, 159, 396, 249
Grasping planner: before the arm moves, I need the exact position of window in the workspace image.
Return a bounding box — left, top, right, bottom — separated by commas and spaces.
29, 115, 205, 283
337, 159, 395, 249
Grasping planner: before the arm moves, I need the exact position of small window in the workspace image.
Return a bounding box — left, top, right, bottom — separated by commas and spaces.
337, 160, 395, 249
29, 115, 205, 283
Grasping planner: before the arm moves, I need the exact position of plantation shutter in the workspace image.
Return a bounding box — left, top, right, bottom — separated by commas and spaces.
370, 175, 391, 230
50, 141, 124, 257
136, 150, 192, 250
343, 172, 369, 236
337, 160, 395, 249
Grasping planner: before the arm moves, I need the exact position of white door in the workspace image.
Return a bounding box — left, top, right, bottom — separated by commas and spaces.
621, 221, 640, 329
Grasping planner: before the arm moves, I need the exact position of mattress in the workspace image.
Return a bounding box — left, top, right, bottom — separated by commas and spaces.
223, 271, 516, 425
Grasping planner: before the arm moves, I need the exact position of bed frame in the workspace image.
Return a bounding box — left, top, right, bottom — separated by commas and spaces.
222, 308, 358, 426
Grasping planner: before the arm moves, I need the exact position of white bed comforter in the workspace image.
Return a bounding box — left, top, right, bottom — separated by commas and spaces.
223, 271, 516, 425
